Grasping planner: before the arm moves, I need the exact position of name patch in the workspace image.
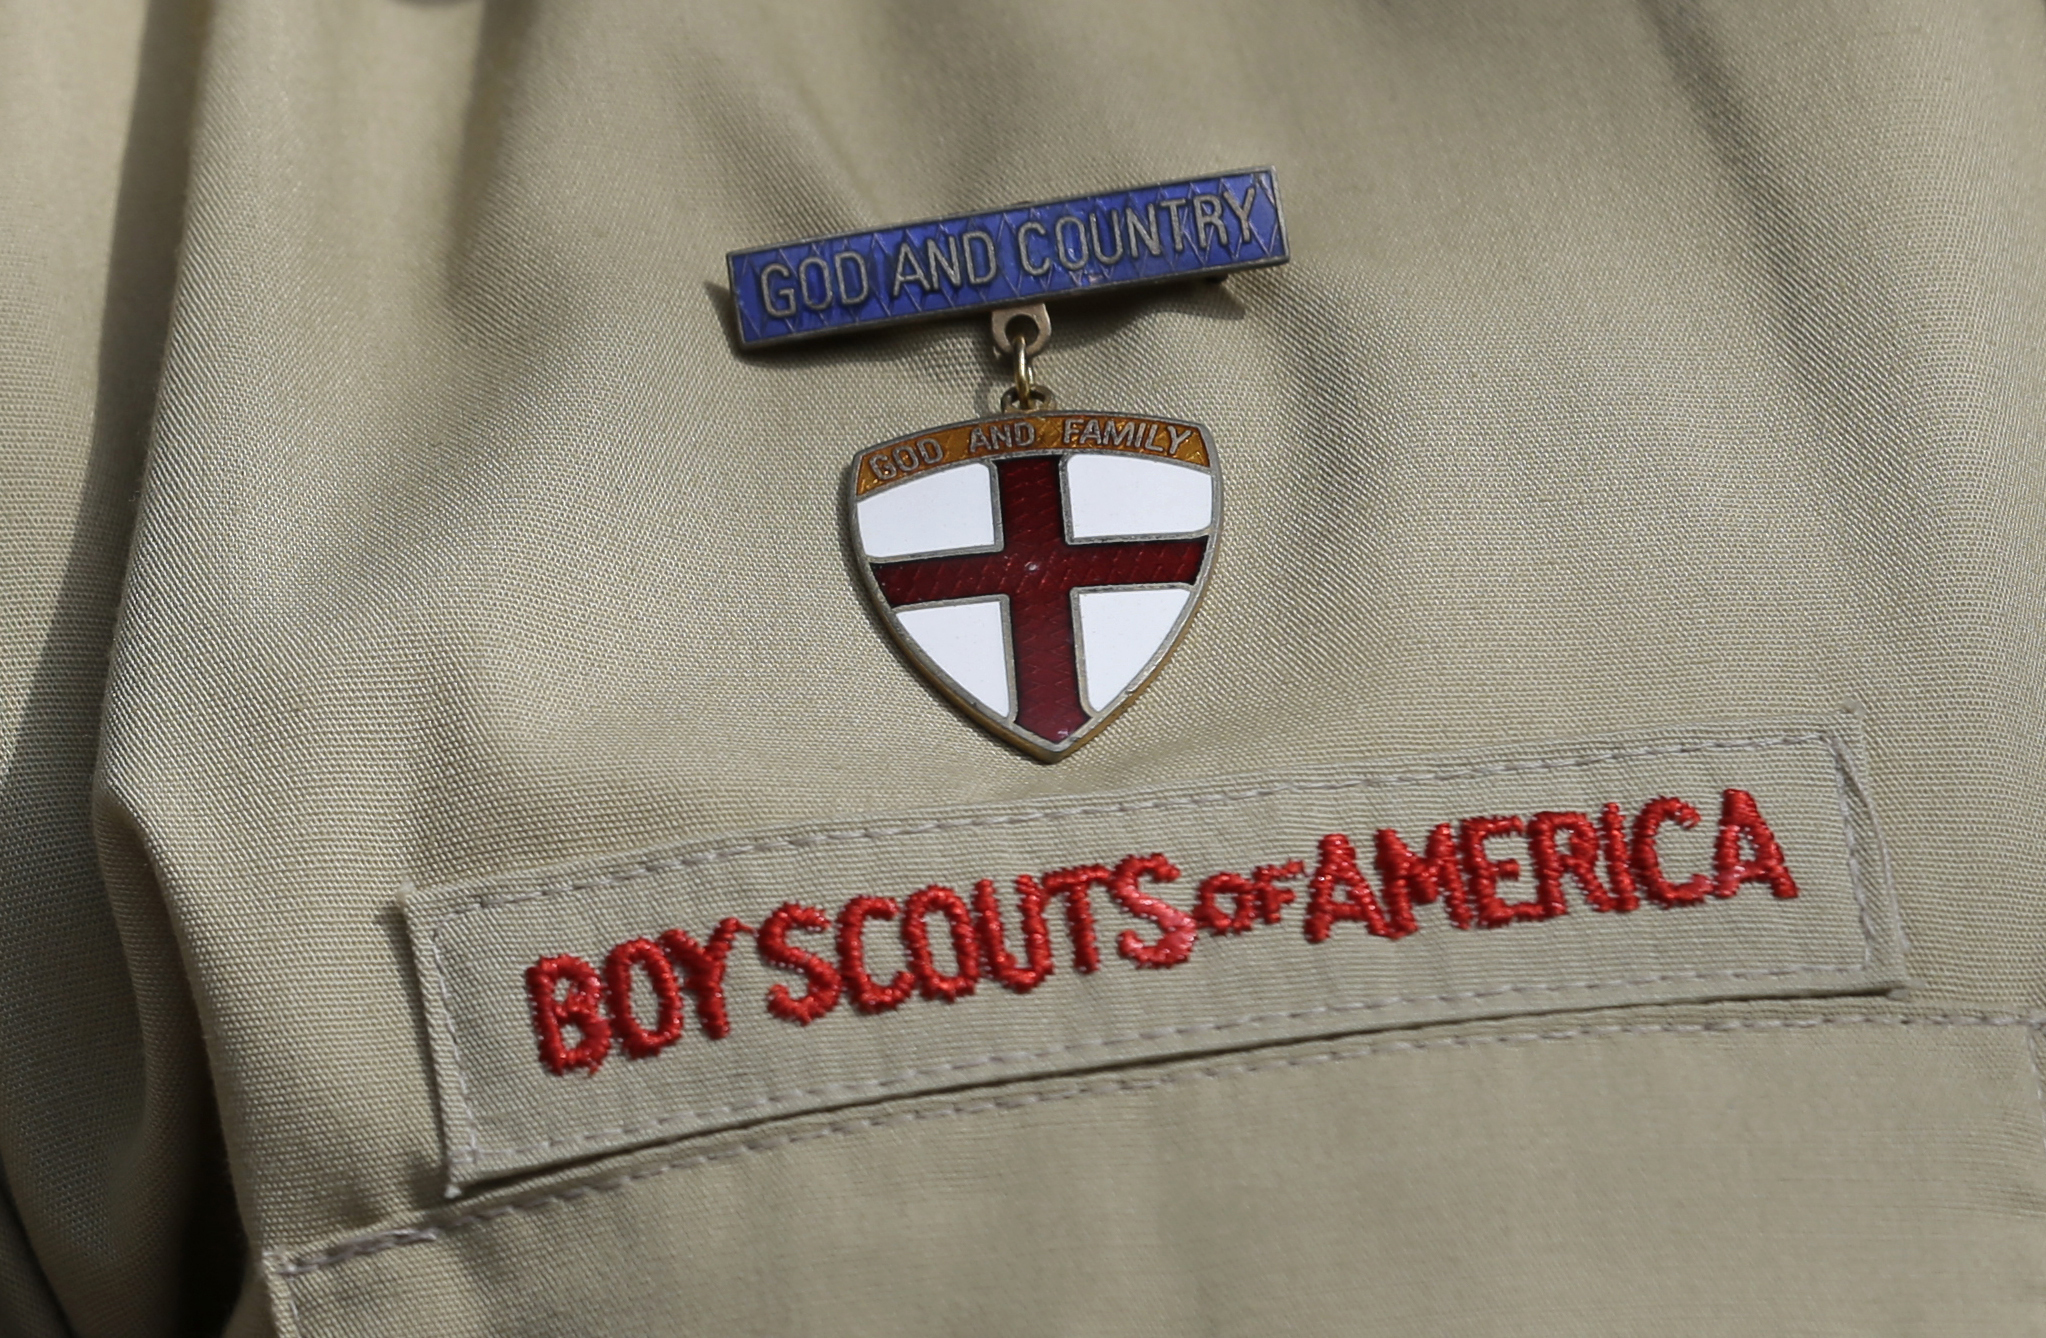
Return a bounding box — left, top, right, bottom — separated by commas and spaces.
407, 726, 1904, 1189
726, 168, 1287, 348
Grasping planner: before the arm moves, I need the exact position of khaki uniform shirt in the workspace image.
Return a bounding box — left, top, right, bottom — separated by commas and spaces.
6, 1, 2046, 1333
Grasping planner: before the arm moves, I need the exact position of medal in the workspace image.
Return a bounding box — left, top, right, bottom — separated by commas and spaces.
728, 170, 1288, 760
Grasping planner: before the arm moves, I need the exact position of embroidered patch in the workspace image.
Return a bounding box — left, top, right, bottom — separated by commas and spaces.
406, 725, 1905, 1190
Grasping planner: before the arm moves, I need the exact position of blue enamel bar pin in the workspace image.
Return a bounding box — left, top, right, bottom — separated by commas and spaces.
728, 168, 1286, 347
730, 169, 1289, 762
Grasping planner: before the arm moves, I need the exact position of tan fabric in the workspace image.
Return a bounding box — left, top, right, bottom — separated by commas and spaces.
0, 2, 237, 1334
3, 0, 2045, 1333
276, 1014, 2046, 1336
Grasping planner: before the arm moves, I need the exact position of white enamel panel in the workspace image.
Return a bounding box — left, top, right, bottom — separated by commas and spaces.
895, 599, 1011, 717
1064, 455, 1212, 539
1075, 587, 1191, 711
855, 462, 995, 558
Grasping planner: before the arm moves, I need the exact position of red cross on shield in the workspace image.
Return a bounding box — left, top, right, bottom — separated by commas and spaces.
848, 412, 1220, 760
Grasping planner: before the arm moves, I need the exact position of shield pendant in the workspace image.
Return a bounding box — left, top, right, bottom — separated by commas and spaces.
847, 411, 1220, 761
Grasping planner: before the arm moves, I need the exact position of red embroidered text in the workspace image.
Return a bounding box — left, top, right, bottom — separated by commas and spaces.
523, 788, 1800, 1073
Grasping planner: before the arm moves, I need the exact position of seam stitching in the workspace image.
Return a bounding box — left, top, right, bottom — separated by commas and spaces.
260, 1250, 306, 1338
2027, 1025, 2046, 1166
428, 932, 484, 1163
276, 1011, 2040, 1284
461, 964, 1870, 1160
1820, 735, 1877, 970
